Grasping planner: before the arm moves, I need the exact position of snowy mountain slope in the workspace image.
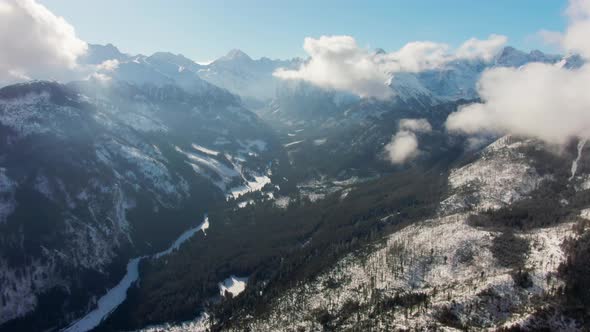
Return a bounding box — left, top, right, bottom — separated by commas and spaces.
184, 136, 589, 331
87, 44, 301, 103
0, 80, 283, 331
80, 43, 131, 65
441, 136, 550, 213
85, 44, 577, 113
387, 47, 563, 103
223, 216, 575, 331
494, 46, 561, 67
197, 49, 302, 102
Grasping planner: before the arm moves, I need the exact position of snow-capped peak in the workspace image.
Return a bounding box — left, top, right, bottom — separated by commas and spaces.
220, 49, 252, 62
494, 46, 560, 67
81, 43, 130, 65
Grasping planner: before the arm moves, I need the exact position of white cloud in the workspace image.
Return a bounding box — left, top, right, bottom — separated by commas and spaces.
446, 0, 590, 145
386, 131, 419, 164
385, 118, 432, 164
540, 0, 590, 59
274, 36, 392, 99
380, 41, 450, 73
562, 13, 590, 58
446, 63, 590, 145
538, 29, 563, 47
96, 59, 120, 72
88, 72, 113, 83
274, 34, 507, 99
455, 34, 508, 62
0, 0, 88, 84
399, 118, 433, 133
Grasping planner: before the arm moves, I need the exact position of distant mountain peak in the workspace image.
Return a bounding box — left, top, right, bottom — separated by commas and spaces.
82, 43, 130, 65
147, 51, 199, 67
150, 51, 181, 59
374, 48, 386, 55
223, 49, 252, 61
495, 46, 558, 67
497, 46, 525, 58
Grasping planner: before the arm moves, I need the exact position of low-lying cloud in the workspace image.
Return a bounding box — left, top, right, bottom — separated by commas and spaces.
385, 118, 432, 164
274, 36, 393, 99
446, 0, 590, 146
0, 0, 88, 84
398, 118, 433, 133
274, 34, 507, 99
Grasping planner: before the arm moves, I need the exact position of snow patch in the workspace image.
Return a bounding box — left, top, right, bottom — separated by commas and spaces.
284, 140, 304, 148
192, 144, 219, 156
228, 174, 271, 199
580, 208, 590, 220
313, 138, 327, 146
238, 200, 254, 208
64, 258, 142, 332
274, 196, 290, 209
218, 275, 248, 297
178, 146, 272, 199
570, 139, 587, 181
177, 146, 240, 185
154, 214, 209, 259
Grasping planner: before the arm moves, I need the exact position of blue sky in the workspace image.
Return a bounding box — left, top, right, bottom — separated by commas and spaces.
40, 0, 569, 62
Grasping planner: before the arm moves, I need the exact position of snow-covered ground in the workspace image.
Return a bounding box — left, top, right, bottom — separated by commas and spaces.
192, 144, 220, 156
219, 275, 248, 297
0, 93, 69, 137
237, 200, 253, 208
219, 136, 580, 331
64, 258, 143, 332
570, 139, 587, 180
135, 313, 211, 332
228, 174, 271, 199
274, 196, 291, 209
176, 145, 272, 199
179, 147, 240, 181
284, 140, 305, 148
440, 136, 548, 213
154, 215, 209, 258
313, 138, 327, 146
226, 214, 575, 331
64, 215, 210, 332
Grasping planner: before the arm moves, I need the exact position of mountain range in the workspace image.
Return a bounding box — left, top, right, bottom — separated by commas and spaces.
0, 43, 589, 332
